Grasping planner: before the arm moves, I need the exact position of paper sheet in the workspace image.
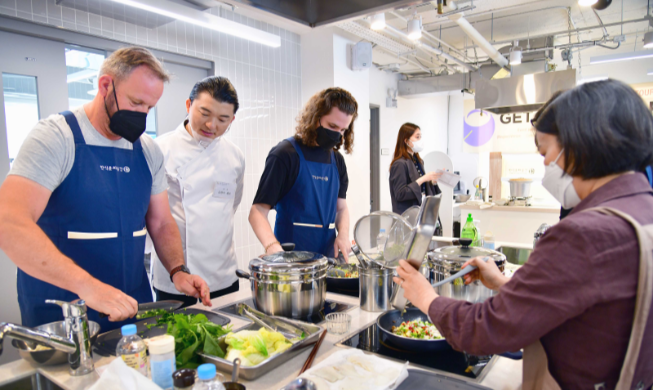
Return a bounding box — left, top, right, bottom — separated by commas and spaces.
436, 170, 461, 188
296, 349, 409, 390
89, 358, 162, 390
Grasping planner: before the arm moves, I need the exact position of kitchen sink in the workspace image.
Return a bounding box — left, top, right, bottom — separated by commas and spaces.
0, 373, 63, 390
497, 245, 533, 265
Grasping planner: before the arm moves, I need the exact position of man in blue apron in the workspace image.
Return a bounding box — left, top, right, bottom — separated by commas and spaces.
249, 88, 358, 258
0, 47, 211, 331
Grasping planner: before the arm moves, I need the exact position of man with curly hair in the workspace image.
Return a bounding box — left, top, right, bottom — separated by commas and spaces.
249, 88, 358, 258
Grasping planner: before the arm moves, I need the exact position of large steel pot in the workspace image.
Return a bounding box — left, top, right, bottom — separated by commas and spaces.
508, 179, 533, 198
426, 239, 506, 303
235, 244, 329, 319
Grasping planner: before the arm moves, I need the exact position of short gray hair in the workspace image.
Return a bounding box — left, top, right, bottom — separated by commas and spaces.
99, 46, 170, 83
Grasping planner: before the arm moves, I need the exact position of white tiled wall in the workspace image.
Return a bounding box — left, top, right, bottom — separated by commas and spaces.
0, 0, 302, 272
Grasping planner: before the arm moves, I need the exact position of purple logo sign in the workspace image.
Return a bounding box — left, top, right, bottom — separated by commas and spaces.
464, 109, 495, 147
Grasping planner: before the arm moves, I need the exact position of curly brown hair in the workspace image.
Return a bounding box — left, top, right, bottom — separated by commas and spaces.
294, 87, 358, 154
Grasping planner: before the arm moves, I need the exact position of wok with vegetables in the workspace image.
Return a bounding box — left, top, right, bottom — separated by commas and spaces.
377, 308, 451, 352
326, 263, 360, 296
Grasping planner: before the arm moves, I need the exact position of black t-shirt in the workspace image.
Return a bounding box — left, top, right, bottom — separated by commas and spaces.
253, 139, 349, 207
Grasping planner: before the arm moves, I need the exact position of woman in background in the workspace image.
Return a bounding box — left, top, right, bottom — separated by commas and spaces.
389, 123, 442, 214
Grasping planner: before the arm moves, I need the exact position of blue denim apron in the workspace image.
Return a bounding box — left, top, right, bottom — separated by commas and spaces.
274, 138, 340, 257
17, 111, 153, 331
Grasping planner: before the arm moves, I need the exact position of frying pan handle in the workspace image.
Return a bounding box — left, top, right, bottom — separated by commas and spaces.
235, 269, 253, 280
498, 351, 523, 360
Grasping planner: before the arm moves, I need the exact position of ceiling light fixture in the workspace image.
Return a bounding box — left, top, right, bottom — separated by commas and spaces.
371, 13, 386, 30
647, 68, 653, 76
407, 17, 422, 40
108, 0, 281, 48
578, 0, 598, 6
591, 0, 612, 10
644, 31, 653, 49
510, 50, 523, 65
590, 50, 653, 65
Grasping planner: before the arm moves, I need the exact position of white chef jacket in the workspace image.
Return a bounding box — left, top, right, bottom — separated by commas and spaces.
151, 121, 245, 294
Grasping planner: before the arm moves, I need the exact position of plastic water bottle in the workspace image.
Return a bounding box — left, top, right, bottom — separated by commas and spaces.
376, 228, 388, 250
192, 364, 225, 390
483, 231, 495, 250
116, 324, 148, 376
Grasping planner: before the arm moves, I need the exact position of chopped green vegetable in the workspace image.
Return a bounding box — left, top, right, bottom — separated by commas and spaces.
224, 328, 292, 367
145, 311, 232, 369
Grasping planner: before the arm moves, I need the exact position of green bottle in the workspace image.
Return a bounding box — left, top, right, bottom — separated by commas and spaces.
461, 213, 478, 245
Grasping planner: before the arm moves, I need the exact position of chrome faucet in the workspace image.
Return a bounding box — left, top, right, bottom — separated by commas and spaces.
0, 300, 95, 376
534, 223, 552, 247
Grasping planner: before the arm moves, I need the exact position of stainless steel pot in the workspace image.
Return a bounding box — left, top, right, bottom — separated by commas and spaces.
508, 179, 533, 198
235, 244, 329, 319
359, 267, 394, 312
426, 240, 506, 303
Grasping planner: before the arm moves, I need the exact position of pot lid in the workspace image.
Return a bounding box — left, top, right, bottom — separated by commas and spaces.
249, 244, 328, 273
430, 239, 505, 263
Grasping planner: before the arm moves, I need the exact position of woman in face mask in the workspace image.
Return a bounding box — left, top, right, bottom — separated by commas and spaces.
389, 123, 442, 214
392, 79, 653, 390
249, 88, 358, 258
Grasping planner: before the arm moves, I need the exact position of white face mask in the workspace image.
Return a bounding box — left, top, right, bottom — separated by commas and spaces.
409, 138, 425, 154
542, 150, 581, 209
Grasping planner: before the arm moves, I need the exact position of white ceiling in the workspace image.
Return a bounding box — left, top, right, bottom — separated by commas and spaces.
362, 0, 651, 75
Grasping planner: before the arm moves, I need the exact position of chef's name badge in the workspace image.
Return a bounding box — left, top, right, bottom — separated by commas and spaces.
213, 181, 236, 199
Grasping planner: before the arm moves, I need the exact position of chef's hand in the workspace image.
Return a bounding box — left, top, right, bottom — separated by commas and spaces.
173, 273, 212, 307
461, 256, 510, 291
264, 242, 283, 256
333, 234, 351, 260
77, 279, 138, 322
393, 259, 438, 314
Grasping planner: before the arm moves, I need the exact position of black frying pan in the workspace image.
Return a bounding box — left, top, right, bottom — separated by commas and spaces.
326, 263, 359, 296
377, 308, 523, 359
377, 308, 451, 352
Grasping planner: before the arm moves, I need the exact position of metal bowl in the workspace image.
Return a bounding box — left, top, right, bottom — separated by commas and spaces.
454, 194, 471, 203
12, 321, 101, 365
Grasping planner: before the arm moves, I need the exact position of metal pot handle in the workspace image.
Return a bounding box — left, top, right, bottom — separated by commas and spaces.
235, 269, 253, 280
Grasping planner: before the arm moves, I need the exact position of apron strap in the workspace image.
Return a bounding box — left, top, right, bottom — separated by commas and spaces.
60, 111, 86, 145
583, 207, 653, 390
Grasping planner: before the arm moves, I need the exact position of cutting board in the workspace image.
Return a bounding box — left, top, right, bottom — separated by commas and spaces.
93, 308, 230, 356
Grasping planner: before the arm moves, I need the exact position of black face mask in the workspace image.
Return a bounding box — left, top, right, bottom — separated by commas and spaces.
104, 81, 147, 143
316, 126, 342, 150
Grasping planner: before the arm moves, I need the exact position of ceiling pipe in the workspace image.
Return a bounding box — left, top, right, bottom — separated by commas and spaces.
376, 46, 431, 73
384, 24, 477, 71
444, 1, 509, 68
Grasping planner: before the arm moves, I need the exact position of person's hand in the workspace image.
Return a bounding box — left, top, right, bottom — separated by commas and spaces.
264, 243, 283, 256
333, 234, 351, 260
461, 256, 510, 291
173, 272, 212, 307
77, 279, 138, 322
393, 260, 438, 314
424, 171, 443, 184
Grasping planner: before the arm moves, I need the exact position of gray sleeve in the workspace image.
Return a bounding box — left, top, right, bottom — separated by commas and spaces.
233, 154, 245, 212
8, 115, 73, 191
140, 136, 167, 195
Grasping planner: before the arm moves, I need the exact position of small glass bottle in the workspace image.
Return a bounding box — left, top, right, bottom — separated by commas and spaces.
173, 368, 196, 390
116, 324, 148, 376
149, 334, 176, 390
192, 364, 225, 390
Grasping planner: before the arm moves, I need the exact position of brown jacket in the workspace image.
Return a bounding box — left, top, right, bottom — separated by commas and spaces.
429, 173, 653, 390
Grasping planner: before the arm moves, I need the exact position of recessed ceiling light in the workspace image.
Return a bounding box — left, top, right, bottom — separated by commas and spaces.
407, 18, 422, 40
578, 0, 598, 6
371, 13, 386, 30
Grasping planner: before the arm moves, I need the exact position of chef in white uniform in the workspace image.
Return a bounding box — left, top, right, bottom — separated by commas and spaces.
150, 76, 245, 307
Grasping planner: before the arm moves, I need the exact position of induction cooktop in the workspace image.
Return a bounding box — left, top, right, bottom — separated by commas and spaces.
335, 321, 498, 383
215, 297, 356, 325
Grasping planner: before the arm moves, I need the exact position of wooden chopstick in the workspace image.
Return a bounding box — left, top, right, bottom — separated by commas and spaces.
298, 330, 327, 376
